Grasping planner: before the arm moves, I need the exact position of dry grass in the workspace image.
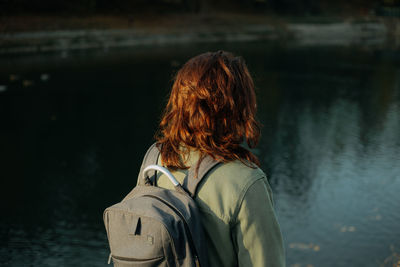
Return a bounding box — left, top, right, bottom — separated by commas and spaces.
0, 13, 303, 34
0, 15, 137, 33
0, 12, 390, 36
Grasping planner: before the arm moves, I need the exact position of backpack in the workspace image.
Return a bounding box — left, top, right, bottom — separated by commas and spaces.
103, 143, 220, 266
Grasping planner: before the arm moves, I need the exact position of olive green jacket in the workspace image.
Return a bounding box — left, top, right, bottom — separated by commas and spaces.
154, 150, 285, 267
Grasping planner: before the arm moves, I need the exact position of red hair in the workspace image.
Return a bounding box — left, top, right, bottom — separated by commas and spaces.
156, 50, 261, 170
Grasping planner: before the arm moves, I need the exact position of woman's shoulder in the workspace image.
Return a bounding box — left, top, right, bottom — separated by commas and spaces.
215, 159, 266, 184
184, 148, 266, 189
204, 159, 266, 189
196, 159, 268, 222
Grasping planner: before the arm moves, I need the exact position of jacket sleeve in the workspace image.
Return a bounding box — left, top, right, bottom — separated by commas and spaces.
231, 177, 286, 267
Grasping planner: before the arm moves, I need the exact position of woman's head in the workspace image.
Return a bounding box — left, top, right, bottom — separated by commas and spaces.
157, 50, 260, 169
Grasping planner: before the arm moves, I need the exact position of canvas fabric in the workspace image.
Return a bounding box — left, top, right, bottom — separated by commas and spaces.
155, 148, 286, 267
103, 143, 219, 267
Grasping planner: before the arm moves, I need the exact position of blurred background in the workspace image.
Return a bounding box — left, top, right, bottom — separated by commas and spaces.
1, 1, 400, 266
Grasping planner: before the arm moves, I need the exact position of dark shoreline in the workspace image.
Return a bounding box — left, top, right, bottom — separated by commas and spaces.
1, 15, 399, 54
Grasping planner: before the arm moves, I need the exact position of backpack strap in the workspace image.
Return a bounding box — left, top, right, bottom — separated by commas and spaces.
138, 143, 160, 185
138, 143, 221, 197
186, 156, 221, 198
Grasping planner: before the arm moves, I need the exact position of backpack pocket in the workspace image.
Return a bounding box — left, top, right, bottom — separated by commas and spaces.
105, 209, 176, 267
111, 255, 167, 267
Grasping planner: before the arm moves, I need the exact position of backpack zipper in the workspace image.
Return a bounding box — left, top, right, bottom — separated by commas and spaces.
142, 194, 201, 266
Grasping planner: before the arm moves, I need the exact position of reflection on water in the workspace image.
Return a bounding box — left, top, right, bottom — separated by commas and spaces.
266, 100, 400, 266
2, 221, 108, 266
1, 43, 400, 266
256, 51, 400, 266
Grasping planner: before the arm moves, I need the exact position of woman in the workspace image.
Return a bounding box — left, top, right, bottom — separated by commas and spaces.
154, 51, 285, 267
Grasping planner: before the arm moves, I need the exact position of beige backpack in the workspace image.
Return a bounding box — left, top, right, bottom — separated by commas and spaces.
103, 143, 220, 266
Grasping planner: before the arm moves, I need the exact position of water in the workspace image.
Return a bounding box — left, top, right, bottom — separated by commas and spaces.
1, 42, 399, 267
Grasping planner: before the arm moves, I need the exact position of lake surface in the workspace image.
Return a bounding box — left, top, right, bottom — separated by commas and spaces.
1, 42, 399, 267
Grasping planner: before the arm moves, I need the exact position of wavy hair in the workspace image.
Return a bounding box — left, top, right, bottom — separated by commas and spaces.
156, 50, 261, 171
